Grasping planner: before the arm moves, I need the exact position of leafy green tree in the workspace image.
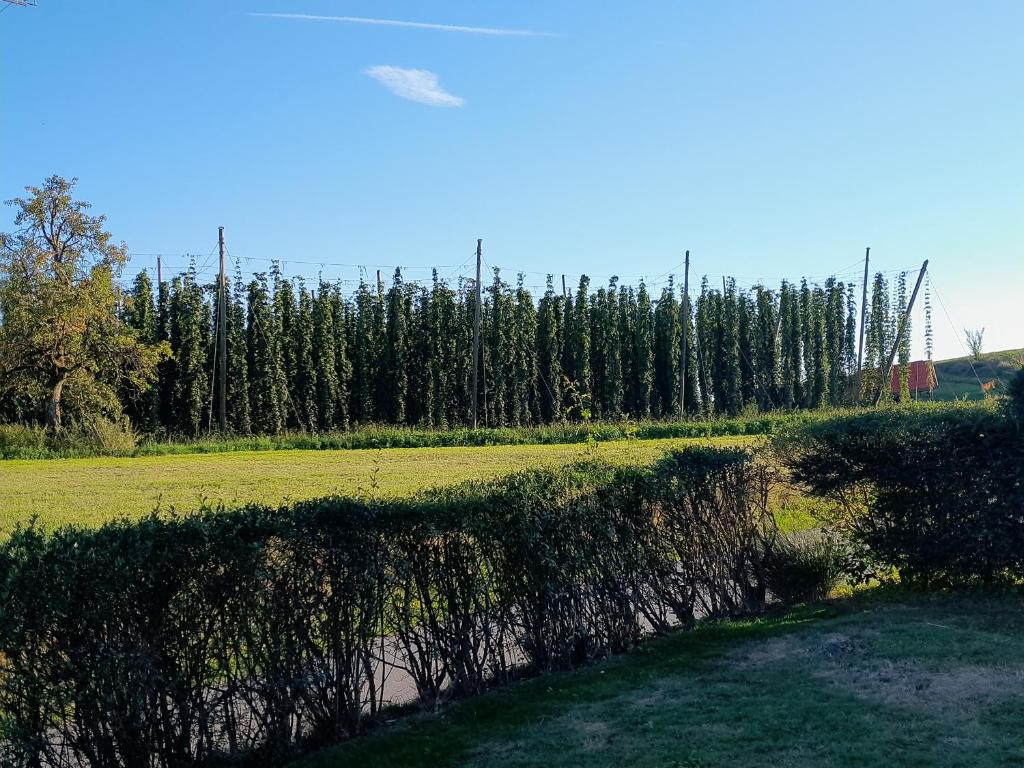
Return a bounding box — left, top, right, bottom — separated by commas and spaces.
0, 176, 167, 430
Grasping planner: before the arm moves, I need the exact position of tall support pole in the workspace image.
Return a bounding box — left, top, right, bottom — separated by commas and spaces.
561, 274, 567, 299
376, 269, 383, 295
157, 255, 162, 286
874, 260, 928, 406
472, 239, 483, 429
679, 250, 690, 416
856, 246, 870, 399
217, 227, 227, 432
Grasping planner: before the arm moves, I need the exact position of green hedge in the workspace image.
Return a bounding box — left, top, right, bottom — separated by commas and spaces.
0, 447, 777, 767
779, 402, 1024, 584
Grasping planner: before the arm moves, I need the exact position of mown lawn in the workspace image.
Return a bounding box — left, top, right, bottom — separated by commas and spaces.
0, 436, 772, 532
297, 590, 1024, 768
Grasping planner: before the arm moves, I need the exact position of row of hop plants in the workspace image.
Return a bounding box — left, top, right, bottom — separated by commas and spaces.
0, 447, 781, 767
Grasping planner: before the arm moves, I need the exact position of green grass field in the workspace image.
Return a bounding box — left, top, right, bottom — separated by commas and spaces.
1, 436, 774, 533
298, 590, 1024, 768
932, 347, 1022, 400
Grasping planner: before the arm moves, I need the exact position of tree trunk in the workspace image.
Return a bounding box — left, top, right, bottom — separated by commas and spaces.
45, 374, 67, 432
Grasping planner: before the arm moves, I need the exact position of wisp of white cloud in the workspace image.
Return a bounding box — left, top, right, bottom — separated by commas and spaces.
247, 13, 560, 38
364, 66, 464, 107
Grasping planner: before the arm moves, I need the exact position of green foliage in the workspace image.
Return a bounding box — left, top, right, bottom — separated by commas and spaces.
246, 273, 286, 434
225, 267, 251, 434
168, 268, 210, 436
0, 176, 168, 431
0, 409, 835, 460
0, 447, 776, 766
779, 402, 1024, 584
1, 180, 918, 437
1007, 366, 1024, 425
653, 278, 679, 416
0, 423, 48, 455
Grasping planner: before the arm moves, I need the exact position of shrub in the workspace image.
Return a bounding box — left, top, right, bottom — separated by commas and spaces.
1006, 367, 1024, 425
778, 403, 1024, 584
0, 419, 137, 458
0, 447, 777, 767
0, 423, 48, 457
764, 530, 847, 604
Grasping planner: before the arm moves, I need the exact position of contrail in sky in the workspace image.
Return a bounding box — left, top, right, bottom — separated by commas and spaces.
247, 13, 562, 38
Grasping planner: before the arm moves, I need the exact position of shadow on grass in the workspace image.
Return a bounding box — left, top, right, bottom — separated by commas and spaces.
296, 587, 1024, 768
296, 601, 839, 768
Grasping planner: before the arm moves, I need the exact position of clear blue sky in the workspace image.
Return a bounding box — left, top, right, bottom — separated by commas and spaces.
2, 0, 1021, 360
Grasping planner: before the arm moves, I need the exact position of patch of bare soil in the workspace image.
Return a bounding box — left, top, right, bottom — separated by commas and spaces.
823, 661, 1024, 715
733, 625, 1024, 717
573, 719, 612, 752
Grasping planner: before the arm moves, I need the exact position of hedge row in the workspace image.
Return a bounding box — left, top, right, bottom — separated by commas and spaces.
0, 448, 777, 767
780, 401, 1024, 583
0, 409, 836, 460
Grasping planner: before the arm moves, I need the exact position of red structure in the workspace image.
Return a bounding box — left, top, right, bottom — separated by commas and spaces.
891, 360, 938, 395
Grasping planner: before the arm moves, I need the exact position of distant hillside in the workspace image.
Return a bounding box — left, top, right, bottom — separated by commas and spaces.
931, 348, 1023, 400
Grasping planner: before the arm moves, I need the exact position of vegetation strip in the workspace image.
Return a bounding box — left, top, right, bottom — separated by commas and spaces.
0, 447, 785, 765
1, 409, 825, 460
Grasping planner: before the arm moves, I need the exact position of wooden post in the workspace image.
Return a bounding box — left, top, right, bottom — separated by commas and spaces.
856, 247, 870, 399
561, 274, 567, 299
874, 260, 928, 406
679, 250, 690, 415
472, 239, 482, 429
217, 227, 227, 432
376, 269, 383, 294
156, 255, 162, 285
